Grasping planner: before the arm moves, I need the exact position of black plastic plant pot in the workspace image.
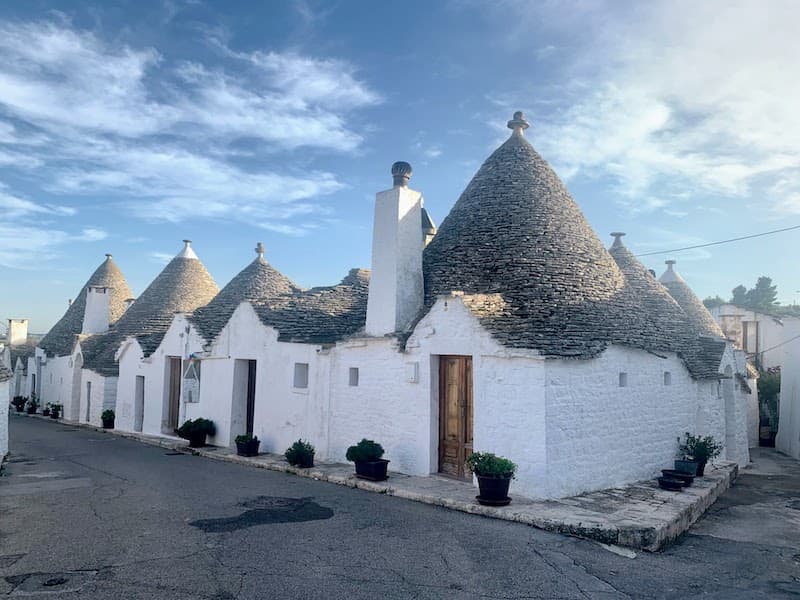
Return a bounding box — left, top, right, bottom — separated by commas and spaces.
102, 418, 115, 429
14, 405, 24, 412
354, 459, 389, 481
236, 439, 260, 457
674, 459, 699, 476
43, 409, 51, 417
695, 460, 707, 477
661, 469, 694, 486
476, 474, 512, 506
26, 407, 36, 414
292, 456, 314, 468
657, 476, 684, 491
50, 411, 60, 420
188, 433, 207, 448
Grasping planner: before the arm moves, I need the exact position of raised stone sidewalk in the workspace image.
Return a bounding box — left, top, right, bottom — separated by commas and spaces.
11, 413, 737, 552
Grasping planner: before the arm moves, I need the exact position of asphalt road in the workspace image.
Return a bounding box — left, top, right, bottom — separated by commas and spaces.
1, 416, 799, 599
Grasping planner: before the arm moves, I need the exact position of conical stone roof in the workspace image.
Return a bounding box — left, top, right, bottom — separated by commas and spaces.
424, 112, 677, 358
190, 243, 300, 343
82, 241, 219, 375
659, 260, 725, 339
38, 254, 133, 357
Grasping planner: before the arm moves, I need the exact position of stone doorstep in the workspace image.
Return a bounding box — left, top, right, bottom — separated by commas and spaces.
11, 413, 737, 551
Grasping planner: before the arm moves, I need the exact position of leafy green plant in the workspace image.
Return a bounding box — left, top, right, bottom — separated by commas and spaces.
285, 439, 315, 466
51, 403, 63, 411
235, 433, 258, 443
466, 452, 517, 479
677, 432, 723, 463
11, 396, 26, 410
345, 439, 384, 462
177, 418, 216, 439
27, 397, 38, 409
102, 409, 115, 420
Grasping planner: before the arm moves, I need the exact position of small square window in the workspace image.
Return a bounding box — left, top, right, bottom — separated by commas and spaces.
663, 371, 672, 386
293, 363, 309, 389
618, 372, 628, 387
348, 367, 359, 387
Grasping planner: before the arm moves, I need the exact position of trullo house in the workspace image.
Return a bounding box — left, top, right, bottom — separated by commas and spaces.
33, 112, 751, 499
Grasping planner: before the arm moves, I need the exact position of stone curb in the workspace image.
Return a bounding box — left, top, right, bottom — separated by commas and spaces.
11, 412, 736, 551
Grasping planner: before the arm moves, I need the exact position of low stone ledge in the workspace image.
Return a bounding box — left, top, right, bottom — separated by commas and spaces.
11, 413, 737, 551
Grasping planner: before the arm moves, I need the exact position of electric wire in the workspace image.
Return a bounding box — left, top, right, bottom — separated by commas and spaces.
634, 224, 800, 257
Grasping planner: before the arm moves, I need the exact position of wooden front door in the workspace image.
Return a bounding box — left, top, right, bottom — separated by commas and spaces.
438, 356, 473, 479
167, 357, 181, 430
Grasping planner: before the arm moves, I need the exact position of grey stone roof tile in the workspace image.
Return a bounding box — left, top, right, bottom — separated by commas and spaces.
190, 255, 299, 343
82, 251, 219, 376
252, 268, 369, 344
38, 256, 133, 357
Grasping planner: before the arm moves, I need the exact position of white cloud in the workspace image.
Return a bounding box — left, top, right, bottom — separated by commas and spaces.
149, 251, 174, 265
496, 1, 800, 215
0, 187, 75, 218
0, 19, 380, 236
0, 223, 108, 268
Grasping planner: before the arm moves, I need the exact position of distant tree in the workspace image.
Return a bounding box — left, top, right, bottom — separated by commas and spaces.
731, 285, 748, 306
745, 276, 778, 311
702, 296, 726, 309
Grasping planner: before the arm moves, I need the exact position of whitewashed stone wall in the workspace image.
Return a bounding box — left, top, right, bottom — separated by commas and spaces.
777, 321, 800, 459
36, 354, 78, 418
0, 378, 8, 462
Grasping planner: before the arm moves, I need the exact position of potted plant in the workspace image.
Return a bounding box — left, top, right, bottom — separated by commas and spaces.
101, 409, 115, 429
466, 452, 517, 507
50, 403, 62, 419
677, 432, 723, 476
235, 433, 260, 457
26, 397, 38, 414
177, 418, 216, 448
43, 403, 51, 417
11, 396, 26, 412
346, 438, 389, 481
285, 439, 315, 468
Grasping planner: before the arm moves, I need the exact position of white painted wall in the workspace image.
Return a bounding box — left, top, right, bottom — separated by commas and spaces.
82, 287, 111, 334
36, 354, 75, 415
7, 319, 28, 345
776, 320, 800, 459
78, 364, 117, 427
711, 304, 797, 370
0, 378, 8, 462
365, 184, 424, 335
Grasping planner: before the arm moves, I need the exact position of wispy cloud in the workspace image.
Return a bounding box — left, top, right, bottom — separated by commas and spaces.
0, 222, 108, 268
0, 19, 380, 238
478, 1, 800, 216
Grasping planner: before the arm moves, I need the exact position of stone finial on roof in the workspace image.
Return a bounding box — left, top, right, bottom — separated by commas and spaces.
507, 111, 530, 136
105, 253, 113, 259
391, 161, 413, 187
660, 259, 680, 283
255, 242, 265, 259
177, 239, 198, 260
610, 232, 626, 248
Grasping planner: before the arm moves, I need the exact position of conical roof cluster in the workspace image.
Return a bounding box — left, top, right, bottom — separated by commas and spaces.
38, 254, 133, 357
659, 261, 725, 338
82, 241, 219, 375
423, 111, 725, 374
190, 242, 300, 343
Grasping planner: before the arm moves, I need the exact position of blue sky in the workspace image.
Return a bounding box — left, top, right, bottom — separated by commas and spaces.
1, 0, 799, 333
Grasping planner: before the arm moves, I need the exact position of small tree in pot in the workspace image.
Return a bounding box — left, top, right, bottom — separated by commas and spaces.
285, 439, 315, 468
467, 452, 517, 507
50, 403, 62, 419
677, 432, 723, 476
101, 409, 115, 429
26, 397, 38, 414
11, 396, 26, 413
346, 438, 389, 481
177, 418, 216, 448
43, 403, 51, 417
235, 433, 260, 457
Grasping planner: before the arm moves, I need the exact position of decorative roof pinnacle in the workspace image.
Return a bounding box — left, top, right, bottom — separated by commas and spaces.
610, 232, 626, 248
105, 253, 113, 259
255, 242, 265, 259
507, 111, 530, 136
665, 259, 676, 267
391, 161, 413, 187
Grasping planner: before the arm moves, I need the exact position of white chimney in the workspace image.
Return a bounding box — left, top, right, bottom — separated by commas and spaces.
82, 286, 111, 334
365, 161, 425, 336
7, 319, 28, 345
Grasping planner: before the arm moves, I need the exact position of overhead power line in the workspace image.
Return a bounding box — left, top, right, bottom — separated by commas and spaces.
747, 332, 800, 357
635, 224, 800, 257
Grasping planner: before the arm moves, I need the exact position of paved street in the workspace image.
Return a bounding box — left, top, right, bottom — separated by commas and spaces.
2, 416, 799, 599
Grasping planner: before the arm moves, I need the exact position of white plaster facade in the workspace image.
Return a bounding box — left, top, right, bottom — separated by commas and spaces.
0, 377, 8, 462
776, 320, 800, 459
710, 304, 798, 370
117, 292, 750, 500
